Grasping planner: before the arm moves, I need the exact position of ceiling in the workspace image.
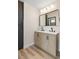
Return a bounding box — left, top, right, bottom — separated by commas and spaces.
22, 0, 57, 9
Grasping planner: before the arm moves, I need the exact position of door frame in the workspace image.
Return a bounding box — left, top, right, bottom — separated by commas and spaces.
18, 1, 24, 50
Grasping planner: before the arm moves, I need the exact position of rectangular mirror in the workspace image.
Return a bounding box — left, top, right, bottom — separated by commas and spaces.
39, 9, 59, 26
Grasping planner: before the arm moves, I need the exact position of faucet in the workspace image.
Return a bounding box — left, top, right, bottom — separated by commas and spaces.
49, 27, 55, 32
51, 27, 53, 32
41, 26, 44, 31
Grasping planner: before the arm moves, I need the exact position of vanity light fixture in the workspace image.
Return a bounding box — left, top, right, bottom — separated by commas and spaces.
40, 4, 54, 14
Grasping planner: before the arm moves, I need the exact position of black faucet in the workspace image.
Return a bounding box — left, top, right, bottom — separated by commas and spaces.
51, 27, 53, 32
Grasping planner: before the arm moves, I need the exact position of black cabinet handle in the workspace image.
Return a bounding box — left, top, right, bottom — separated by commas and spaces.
46, 35, 49, 40
37, 33, 39, 37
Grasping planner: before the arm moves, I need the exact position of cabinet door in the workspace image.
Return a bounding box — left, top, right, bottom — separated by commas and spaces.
40, 33, 48, 52
34, 32, 44, 48
34, 32, 38, 46
37, 33, 42, 48
48, 34, 56, 56
34, 32, 39, 47
35, 32, 41, 47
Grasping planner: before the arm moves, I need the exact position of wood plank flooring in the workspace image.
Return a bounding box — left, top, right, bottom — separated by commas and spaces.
18, 46, 59, 59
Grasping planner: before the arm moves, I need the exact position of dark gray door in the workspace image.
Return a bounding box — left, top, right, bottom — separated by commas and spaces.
18, 1, 24, 50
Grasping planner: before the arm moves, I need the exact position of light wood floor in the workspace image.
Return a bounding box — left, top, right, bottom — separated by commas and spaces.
18, 46, 59, 59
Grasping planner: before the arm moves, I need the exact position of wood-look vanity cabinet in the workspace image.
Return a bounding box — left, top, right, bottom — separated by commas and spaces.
34, 32, 57, 57
48, 34, 56, 56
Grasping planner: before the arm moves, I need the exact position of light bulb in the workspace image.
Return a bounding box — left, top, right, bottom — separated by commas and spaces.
40, 9, 43, 13
50, 4, 54, 8
43, 8, 46, 11
43, 8, 47, 13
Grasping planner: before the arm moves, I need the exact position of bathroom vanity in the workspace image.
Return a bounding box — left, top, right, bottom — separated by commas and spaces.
34, 9, 60, 57
34, 31, 59, 57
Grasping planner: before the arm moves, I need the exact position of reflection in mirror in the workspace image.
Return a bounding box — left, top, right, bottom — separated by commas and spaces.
47, 17, 56, 26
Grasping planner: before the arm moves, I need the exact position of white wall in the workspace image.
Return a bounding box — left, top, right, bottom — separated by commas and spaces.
24, 2, 39, 48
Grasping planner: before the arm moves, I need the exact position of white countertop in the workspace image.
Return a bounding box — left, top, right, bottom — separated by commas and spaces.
35, 31, 59, 35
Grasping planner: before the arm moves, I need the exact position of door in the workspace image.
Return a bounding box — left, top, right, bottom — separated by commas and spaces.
18, 1, 24, 50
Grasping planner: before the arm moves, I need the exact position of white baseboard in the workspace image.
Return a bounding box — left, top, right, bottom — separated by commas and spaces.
24, 42, 34, 49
